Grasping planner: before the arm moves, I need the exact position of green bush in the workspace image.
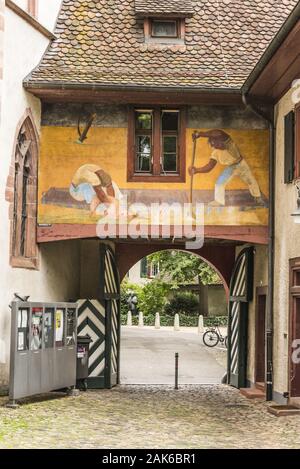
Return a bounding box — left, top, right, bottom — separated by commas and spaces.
138, 280, 171, 316
164, 292, 200, 316
121, 314, 228, 328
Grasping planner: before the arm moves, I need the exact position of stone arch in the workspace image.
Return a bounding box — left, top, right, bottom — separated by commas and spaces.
115, 242, 237, 297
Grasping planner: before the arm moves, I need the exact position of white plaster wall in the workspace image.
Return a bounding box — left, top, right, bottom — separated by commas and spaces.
0, 0, 4, 124
13, 0, 27, 12
13, 0, 62, 31
0, 4, 74, 387
37, 0, 62, 32
273, 87, 300, 397
127, 261, 148, 286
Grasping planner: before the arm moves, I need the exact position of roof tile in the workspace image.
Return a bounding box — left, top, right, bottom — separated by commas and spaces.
134, 0, 194, 17
24, 0, 299, 91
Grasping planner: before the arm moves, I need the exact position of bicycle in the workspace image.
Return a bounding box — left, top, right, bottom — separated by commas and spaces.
203, 325, 228, 348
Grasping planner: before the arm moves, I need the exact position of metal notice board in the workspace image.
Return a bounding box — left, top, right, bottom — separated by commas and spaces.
9, 301, 78, 402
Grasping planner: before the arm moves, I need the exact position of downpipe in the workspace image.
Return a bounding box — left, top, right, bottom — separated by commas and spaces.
242, 94, 275, 401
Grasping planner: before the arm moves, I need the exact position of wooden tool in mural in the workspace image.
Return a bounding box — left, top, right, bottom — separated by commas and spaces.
77, 113, 96, 143
190, 131, 198, 205
189, 129, 267, 208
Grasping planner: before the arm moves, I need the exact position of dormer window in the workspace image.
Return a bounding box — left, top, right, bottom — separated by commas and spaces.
144, 17, 185, 44
151, 19, 178, 39
135, 0, 194, 45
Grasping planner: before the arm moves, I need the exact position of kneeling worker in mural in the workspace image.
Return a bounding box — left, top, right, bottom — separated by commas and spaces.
70, 164, 123, 216
189, 129, 266, 207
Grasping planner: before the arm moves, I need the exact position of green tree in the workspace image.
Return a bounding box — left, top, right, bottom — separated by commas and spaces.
148, 250, 221, 286
139, 280, 171, 316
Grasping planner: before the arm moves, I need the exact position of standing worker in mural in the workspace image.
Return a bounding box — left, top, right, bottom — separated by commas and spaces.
189, 129, 266, 207
70, 164, 123, 216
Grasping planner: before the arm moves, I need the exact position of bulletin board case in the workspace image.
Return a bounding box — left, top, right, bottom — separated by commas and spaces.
9, 301, 78, 401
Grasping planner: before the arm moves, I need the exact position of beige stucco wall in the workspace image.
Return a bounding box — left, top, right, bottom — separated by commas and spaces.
273, 86, 300, 397
0, 2, 68, 388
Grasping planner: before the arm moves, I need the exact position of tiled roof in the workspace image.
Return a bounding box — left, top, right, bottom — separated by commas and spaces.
24, 0, 299, 91
134, 0, 194, 17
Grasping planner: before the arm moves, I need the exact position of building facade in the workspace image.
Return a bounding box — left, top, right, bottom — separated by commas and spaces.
243, 2, 300, 404
0, 0, 63, 387
0, 0, 299, 403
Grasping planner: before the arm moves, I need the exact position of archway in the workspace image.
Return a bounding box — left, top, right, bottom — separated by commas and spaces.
115, 241, 237, 298
120, 248, 228, 385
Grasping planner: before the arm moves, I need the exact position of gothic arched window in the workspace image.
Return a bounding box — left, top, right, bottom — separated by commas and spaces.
8, 114, 39, 269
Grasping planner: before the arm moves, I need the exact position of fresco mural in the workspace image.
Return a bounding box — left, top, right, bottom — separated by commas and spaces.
38, 105, 269, 238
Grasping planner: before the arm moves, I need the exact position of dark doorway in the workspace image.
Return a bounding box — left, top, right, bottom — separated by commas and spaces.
255, 288, 267, 387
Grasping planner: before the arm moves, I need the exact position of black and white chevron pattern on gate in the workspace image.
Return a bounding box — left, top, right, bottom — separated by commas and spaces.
229, 301, 241, 377
111, 299, 118, 374
227, 247, 253, 389
77, 299, 106, 378
229, 254, 246, 377
104, 248, 118, 296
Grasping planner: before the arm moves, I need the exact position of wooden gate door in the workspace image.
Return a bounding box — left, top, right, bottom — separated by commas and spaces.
227, 247, 254, 389
255, 288, 267, 388
77, 299, 106, 388
76, 245, 121, 389
289, 259, 300, 400
100, 244, 121, 389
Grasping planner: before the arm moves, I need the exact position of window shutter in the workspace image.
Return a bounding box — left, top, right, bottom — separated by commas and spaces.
284, 111, 295, 183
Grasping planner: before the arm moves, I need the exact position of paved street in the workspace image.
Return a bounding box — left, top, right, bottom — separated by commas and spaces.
1, 385, 300, 449
120, 326, 227, 384
1, 326, 299, 449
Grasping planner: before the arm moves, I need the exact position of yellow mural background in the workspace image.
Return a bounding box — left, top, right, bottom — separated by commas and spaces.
38, 126, 269, 226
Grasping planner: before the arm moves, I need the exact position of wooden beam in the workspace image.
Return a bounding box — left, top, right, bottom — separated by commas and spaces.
24, 87, 243, 106
249, 20, 300, 102
37, 223, 268, 245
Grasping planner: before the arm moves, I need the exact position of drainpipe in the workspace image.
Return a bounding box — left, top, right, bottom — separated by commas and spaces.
242, 94, 275, 402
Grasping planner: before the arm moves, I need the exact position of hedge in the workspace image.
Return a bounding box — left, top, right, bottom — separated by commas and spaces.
121, 314, 228, 327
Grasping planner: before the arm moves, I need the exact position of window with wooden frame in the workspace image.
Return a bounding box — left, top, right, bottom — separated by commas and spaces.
8, 115, 39, 269
144, 18, 186, 43
151, 19, 178, 38
127, 107, 186, 182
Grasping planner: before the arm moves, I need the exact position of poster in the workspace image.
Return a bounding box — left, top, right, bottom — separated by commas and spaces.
55, 309, 64, 343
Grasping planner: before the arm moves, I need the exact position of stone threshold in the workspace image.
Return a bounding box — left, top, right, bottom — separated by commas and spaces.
267, 405, 300, 417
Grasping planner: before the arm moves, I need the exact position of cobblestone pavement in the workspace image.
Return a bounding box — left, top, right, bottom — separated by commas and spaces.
1, 385, 300, 449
